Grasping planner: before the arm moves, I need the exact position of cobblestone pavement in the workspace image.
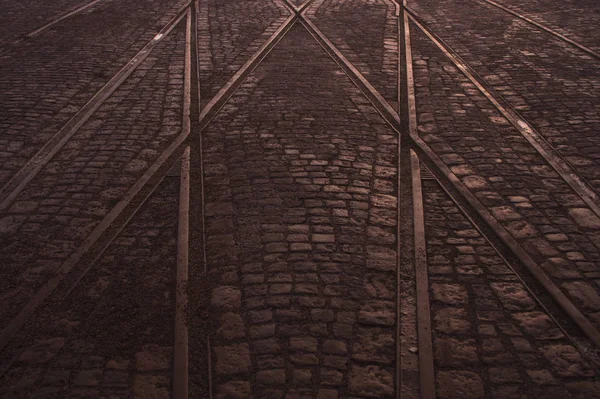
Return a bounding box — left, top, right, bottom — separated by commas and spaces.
197, 0, 289, 108
0, 176, 179, 399
0, 0, 185, 187
422, 172, 600, 398
1, 0, 600, 397
410, 0, 600, 193
0, 22, 185, 327
307, 0, 399, 108
201, 23, 398, 398
491, 0, 600, 52
411, 23, 600, 330
0, 0, 105, 45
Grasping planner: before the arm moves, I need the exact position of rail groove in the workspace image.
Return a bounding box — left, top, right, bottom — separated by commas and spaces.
410, 150, 435, 399
174, 146, 191, 399
0, 0, 300, 354
414, 147, 600, 369
298, 7, 401, 130
197, 13, 296, 131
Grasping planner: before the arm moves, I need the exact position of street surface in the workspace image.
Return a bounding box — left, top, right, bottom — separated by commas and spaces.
0, 0, 599, 398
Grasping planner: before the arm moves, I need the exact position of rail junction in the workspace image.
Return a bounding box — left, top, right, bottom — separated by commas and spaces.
0, 0, 600, 397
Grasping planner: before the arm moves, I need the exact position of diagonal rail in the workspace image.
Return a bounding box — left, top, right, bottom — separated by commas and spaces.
479, 0, 600, 60
0, 0, 300, 357
397, 0, 600, 349
404, 5, 600, 219
0, 0, 191, 212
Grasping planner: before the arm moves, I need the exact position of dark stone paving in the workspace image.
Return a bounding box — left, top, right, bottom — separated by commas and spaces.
0, 176, 179, 399
0, 22, 185, 329
422, 173, 600, 399
197, 0, 289, 108
0, 0, 103, 45
1, 0, 600, 397
411, 21, 600, 330
492, 0, 600, 52
201, 23, 398, 398
0, 0, 185, 187
308, 0, 398, 109
411, 0, 600, 193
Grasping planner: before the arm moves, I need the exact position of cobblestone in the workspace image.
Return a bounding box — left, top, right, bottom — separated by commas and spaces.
0, 0, 186, 187
0, 23, 185, 327
202, 23, 398, 398
422, 172, 600, 397
198, 0, 289, 108
0, 0, 105, 45
307, 0, 398, 107
411, 23, 600, 330
2, 0, 600, 397
0, 176, 179, 398
411, 0, 600, 192
492, 0, 600, 52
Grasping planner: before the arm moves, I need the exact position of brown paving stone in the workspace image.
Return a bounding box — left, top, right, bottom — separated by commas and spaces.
308, 0, 398, 107
348, 364, 394, 398
197, 0, 289, 108
411, 21, 600, 331
411, 0, 600, 192
0, 24, 186, 327
0, 177, 179, 397
422, 176, 600, 397
202, 23, 398, 397
216, 381, 253, 399
437, 370, 485, 399
0, 0, 186, 187
491, 0, 600, 52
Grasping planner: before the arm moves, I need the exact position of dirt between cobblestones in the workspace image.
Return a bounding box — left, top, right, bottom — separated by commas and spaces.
0, 176, 179, 399
423, 175, 600, 399
0, 23, 186, 330
199, 23, 399, 398
410, 21, 600, 332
